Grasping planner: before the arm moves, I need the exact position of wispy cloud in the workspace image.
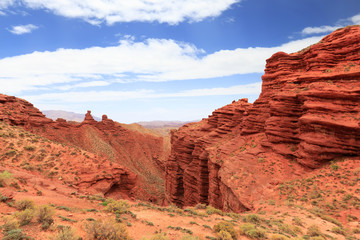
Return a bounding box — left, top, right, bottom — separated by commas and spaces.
301, 13, 360, 36
0, 36, 322, 95
22, 82, 262, 103
54, 81, 111, 91
2, 0, 240, 25
8, 24, 38, 35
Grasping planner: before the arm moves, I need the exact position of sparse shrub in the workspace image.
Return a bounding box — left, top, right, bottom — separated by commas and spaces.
180, 235, 202, 240
307, 225, 322, 237
53, 226, 78, 240
56, 206, 71, 211
206, 205, 224, 216
104, 199, 130, 215
270, 234, 290, 240
15, 208, 34, 226
330, 163, 339, 171
239, 223, 267, 239
85, 219, 130, 240
213, 221, 237, 240
277, 223, 301, 236
319, 215, 342, 227
36, 205, 55, 230
0, 170, 14, 186
217, 231, 232, 240
343, 194, 353, 201
23, 146, 35, 151
58, 215, 77, 222
0, 193, 9, 202
292, 216, 303, 226
308, 237, 325, 240
2, 228, 30, 240
15, 199, 35, 211
144, 233, 170, 240
203, 224, 212, 229
243, 214, 262, 224
2, 216, 19, 232
5, 150, 17, 157
331, 226, 346, 235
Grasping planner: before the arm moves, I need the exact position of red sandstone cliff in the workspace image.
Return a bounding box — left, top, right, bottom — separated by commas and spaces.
165, 26, 360, 211
0, 95, 168, 202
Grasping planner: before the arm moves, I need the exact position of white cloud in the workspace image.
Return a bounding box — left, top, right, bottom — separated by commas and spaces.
8, 24, 38, 35
0, 0, 14, 9
302, 25, 340, 35
21, 82, 262, 103
351, 14, 360, 25
0, 36, 323, 95
1, 0, 240, 25
301, 13, 360, 36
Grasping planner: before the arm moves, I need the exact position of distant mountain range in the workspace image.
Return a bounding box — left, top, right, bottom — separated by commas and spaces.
42, 110, 193, 129
42, 110, 101, 122
135, 120, 193, 129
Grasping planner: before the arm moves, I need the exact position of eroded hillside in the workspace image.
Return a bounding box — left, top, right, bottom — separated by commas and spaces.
0, 95, 169, 202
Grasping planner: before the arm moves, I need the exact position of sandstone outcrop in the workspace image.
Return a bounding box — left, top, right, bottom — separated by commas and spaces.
166, 26, 360, 211
0, 94, 168, 202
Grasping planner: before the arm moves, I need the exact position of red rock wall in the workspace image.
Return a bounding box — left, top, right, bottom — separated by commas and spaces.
166, 26, 360, 211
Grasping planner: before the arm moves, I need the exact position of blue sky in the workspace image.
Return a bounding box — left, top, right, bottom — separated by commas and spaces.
0, 0, 359, 123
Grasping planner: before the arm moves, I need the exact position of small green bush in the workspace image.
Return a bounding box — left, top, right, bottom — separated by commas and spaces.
243, 214, 262, 224
213, 221, 237, 240
36, 205, 55, 230
180, 235, 202, 240
0, 193, 9, 202
2, 228, 30, 240
15, 209, 34, 226
53, 227, 78, 240
217, 231, 232, 240
239, 223, 267, 239
270, 234, 290, 240
307, 225, 322, 237
15, 199, 35, 211
1, 216, 19, 232
85, 219, 130, 240
206, 206, 224, 216
331, 226, 346, 235
104, 199, 130, 215
0, 171, 13, 186
23, 146, 36, 151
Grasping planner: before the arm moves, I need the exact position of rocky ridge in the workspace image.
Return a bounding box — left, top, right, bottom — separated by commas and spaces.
0, 95, 168, 202
165, 26, 360, 211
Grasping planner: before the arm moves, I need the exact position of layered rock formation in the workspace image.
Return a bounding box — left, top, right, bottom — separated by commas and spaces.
0, 95, 168, 202
166, 26, 360, 211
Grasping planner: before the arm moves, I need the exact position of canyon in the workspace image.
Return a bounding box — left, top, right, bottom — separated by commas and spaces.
165, 25, 360, 212
0, 26, 360, 239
